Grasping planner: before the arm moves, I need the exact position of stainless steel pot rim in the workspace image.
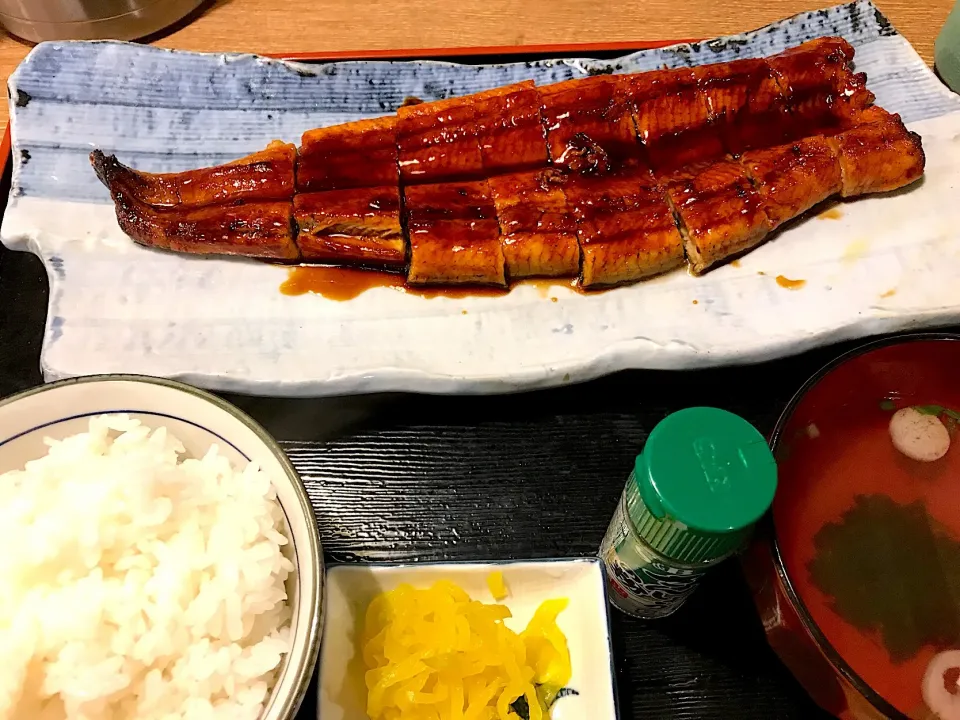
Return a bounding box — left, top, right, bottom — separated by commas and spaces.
0, 0, 189, 24
0, 0, 203, 42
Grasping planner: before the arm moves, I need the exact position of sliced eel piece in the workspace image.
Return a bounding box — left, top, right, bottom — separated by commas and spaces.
487, 169, 580, 279
539, 75, 640, 171
562, 166, 685, 288
108, 188, 297, 259
693, 57, 795, 155
473, 81, 549, 174
826, 107, 925, 197
766, 37, 874, 135
405, 180, 506, 286
397, 95, 484, 184
90, 142, 296, 209
665, 159, 772, 274
294, 187, 405, 267
626, 68, 727, 175
297, 116, 399, 192
740, 136, 842, 229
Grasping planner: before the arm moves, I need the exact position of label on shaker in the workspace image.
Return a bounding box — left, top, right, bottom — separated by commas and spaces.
600, 500, 705, 619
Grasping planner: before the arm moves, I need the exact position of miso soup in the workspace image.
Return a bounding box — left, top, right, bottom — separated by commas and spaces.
774, 340, 960, 719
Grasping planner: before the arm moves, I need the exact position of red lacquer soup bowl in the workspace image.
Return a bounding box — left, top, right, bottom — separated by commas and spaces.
743, 334, 960, 720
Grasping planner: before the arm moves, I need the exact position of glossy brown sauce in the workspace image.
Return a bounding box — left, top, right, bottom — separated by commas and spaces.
540, 77, 617, 163
406, 283, 509, 299
396, 97, 485, 184
474, 84, 547, 174
647, 122, 726, 176
297, 118, 399, 193
281, 266, 580, 301
488, 172, 573, 232
701, 63, 795, 153
775, 274, 806, 290
281, 266, 405, 299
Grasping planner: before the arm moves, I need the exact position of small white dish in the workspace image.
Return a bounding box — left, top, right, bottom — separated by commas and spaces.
318, 558, 618, 720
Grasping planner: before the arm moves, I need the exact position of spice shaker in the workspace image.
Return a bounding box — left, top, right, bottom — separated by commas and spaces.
600, 407, 777, 619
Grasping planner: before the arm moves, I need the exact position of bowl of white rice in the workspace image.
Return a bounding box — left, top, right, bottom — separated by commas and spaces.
0, 374, 323, 720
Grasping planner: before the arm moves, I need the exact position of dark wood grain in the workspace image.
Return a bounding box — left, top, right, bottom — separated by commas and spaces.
268, 409, 836, 719
219, 345, 877, 720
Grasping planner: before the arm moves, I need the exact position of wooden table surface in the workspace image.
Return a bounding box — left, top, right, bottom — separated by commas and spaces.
0, 0, 952, 129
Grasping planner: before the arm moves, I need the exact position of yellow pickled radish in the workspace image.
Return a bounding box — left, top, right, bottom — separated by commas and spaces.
361, 581, 572, 720
487, 571, 510, 600
522, 599, 572, 691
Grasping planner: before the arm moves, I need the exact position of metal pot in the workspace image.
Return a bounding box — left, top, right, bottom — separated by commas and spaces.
0, 0, 205, 43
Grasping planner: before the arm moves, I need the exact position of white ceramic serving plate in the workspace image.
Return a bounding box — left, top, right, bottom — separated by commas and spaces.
0, 375, 324, 720
3, 0, 960, 396
318, 559, 617, 720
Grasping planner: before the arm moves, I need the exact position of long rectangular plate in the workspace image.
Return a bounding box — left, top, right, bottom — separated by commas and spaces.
3, 0, 960, 397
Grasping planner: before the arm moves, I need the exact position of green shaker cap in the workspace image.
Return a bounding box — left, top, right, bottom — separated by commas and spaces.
632, 407, 777, 563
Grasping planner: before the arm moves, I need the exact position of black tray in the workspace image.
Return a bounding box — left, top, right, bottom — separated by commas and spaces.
2, 44, 953, 720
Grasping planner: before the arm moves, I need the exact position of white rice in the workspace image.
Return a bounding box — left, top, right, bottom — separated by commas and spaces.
0, 414, 294, 720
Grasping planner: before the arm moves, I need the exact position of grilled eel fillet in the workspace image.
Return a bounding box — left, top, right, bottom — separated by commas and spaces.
92, 141, 299, 259
91, 38, 925, 288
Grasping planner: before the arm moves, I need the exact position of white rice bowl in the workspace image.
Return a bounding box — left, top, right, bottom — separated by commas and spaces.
0, 413, 295, 720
